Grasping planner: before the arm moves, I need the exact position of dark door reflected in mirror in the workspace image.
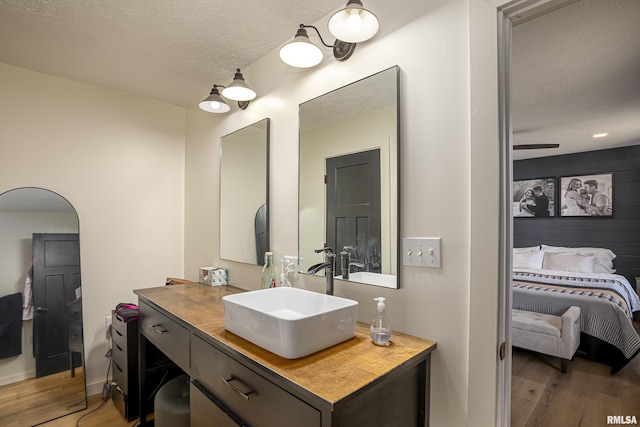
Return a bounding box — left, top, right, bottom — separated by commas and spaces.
299, 66, 400, 289
0, 187, 86, 426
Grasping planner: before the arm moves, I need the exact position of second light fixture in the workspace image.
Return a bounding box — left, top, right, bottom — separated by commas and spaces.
199, 68, 256, 114
279, 0, 379, 68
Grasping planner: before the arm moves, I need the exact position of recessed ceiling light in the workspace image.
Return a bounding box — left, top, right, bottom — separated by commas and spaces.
592, 133, 608, 138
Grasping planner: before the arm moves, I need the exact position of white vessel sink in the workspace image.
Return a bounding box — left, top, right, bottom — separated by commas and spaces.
222, 287, 358, 359
336, 272, 397, 289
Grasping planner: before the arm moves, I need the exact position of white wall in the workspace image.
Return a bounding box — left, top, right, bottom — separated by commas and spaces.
0, 63, 186, 394
0, 211, 78, 385
184, 1, 500, 426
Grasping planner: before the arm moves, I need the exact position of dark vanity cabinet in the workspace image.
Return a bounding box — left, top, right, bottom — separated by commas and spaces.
135, 284, 436, 427
190, 334, 320, 427
111, 311, 139, 421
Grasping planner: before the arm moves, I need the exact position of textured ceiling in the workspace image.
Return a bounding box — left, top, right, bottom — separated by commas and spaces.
512, 0, 640, 159
0, 0, 637, 161
0, 0, 346, 107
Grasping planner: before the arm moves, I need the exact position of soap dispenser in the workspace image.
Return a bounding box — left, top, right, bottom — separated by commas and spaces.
370, 297, 392, 345
260, 252, 277, 289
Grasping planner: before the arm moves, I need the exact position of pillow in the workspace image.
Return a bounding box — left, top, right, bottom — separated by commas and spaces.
513, 250, 545, 270
542, 252, 596, 273
513, 246, 541, 254
541, 245, 616, 273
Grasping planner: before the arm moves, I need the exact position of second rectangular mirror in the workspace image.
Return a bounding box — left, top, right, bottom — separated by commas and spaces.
299, 66, 399, 288
220, 118, 270, 265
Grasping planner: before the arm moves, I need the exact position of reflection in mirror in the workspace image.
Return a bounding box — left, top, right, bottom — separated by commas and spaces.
220, 118, 270, 265
299, 66, 399, 288
0, 187, 86, 425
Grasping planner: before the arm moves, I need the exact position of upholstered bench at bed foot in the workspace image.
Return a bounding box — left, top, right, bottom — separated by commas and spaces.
512, 306, 581, 372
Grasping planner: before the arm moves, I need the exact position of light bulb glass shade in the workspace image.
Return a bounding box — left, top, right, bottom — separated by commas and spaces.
221, 69, 256, 102
199, 86, 231, 113
328, 0, 379, 43
279, 28, 324, 68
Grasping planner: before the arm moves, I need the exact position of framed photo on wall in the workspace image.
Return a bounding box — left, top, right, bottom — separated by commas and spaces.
513, 178, 556, 218
559, 173, 613, 217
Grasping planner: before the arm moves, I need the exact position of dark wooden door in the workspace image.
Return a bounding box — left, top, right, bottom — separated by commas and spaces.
32, 233, 81, 378
326, 149, 381, 273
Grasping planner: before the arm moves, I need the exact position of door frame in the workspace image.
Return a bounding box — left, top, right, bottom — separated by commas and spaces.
496, 1, 580, 425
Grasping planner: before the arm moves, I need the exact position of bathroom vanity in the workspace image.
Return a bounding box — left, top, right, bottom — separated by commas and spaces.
135, 283, 436, 427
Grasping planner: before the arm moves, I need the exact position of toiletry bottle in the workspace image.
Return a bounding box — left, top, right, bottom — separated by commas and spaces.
260, 252, 277, 289
279, 258, 286, 287
370, 297, 392, 345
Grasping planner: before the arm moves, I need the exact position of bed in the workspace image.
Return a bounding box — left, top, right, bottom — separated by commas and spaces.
512, 245, 640, 373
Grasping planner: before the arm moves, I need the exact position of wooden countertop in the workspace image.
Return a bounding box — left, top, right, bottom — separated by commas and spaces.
135, 283, 437, 404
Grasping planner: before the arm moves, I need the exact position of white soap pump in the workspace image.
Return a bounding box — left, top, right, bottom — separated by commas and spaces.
370, 297, 392, 345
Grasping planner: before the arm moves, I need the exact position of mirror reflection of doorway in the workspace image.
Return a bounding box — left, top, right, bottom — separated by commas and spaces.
0, 188, 86, 426
32, 233, 82, 378
326, 149, 382, 274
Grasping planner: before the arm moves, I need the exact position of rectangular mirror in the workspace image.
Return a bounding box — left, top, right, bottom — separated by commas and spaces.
299, 66, 399, 288
220, 118, 270, 265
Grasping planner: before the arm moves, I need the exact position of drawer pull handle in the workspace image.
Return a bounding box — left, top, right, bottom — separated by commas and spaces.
150, 324, 168, 334
192, 381, 249, 426
221, 376, 252, 400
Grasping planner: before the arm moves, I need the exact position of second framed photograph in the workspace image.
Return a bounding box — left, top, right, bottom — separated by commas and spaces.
513, 178, 556, 218
559, 173, 613, 217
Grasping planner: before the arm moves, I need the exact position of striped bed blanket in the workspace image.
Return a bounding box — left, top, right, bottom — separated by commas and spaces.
512, 269, 640, 372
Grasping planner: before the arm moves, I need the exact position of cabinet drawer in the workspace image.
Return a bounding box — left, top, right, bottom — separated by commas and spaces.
191, 382, 246, 427
139, 301, 189, 372
112, 324, 128, 352
112, 342, 128, 374
112, 358, 129, 394
191, 335, 320, 427
111, 313, 128, 337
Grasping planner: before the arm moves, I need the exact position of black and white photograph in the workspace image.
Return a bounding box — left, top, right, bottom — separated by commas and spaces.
560, 173, 613, 217
513, 178, 556, 218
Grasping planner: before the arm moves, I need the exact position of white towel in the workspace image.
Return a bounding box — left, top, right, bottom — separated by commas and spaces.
22, 268, 33, 321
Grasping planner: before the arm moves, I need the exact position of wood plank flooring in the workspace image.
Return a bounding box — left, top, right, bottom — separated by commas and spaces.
0, 371, 86, 427
0, 371, 131, 427
512, 343, 640, 426
39, 394, 133, 427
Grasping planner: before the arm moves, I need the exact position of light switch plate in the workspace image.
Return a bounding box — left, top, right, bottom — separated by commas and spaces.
403, 237, 441, 268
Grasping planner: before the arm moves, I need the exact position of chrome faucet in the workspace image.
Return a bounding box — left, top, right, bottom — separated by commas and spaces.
307, 247, 336, 295
339, 246, 357, 280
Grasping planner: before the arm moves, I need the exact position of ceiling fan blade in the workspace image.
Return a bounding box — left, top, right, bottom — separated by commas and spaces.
513, 144, 560, 150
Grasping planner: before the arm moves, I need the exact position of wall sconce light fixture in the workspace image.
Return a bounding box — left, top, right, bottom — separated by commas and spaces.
280, 24, 355, 68
199, 85, 231, 113
199, 69, 256, 113
328, 0, 379, 43
221, 69, 257, 102
280, 1, 379, 69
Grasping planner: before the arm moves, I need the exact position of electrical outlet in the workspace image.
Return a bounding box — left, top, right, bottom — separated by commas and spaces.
27, 335, 33, 345
284, 255, 299, 279
105, 315, 112, 340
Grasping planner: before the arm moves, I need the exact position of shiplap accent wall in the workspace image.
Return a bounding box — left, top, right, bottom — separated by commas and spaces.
514, 144, 640, 285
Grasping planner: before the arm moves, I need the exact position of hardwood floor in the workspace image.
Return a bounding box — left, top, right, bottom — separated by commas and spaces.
512, 344, 640, 426
0, 371, 132, 427
39, 394, 134, 427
